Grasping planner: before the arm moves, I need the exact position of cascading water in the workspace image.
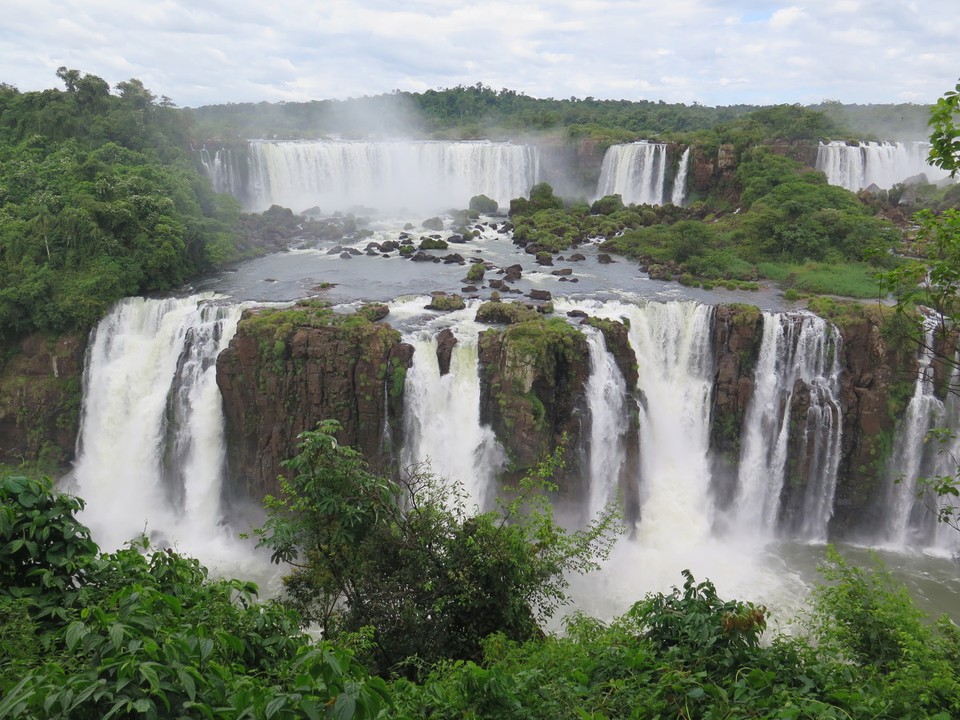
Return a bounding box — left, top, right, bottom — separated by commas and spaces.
595, 142, 668, 206
882, 322, 960, 557
670, 147, 691, 206
400, 312, 506, 511
199, 146, 245, 198
70, 295, 248, 563
242, 140, 540, 214
732, 313, 843, 542
583, 327, 628, 521
816, 141, 954, 191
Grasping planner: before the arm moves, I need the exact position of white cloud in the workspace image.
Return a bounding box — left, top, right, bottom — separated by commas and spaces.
0, 0, 957, 108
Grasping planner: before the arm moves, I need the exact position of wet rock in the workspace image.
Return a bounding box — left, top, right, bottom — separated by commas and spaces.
529, 289, 552, 301
597, 253, 615, 264
436, 328, 458, 376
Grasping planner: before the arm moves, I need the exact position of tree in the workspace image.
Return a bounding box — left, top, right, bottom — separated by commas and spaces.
254, 420, 621, 678
928, 79, 960, 177
878, 80, 960, 535
0, 474, 391, 719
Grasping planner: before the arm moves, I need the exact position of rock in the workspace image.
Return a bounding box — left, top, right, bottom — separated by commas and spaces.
568, 253, 586, 261
216, 304, 411, 500
536, 252, 554, 266
410, 251, 434, 262
426, 292, 466, 311
339, 252, 353, 259
442, 253, 465, 264
551, 268, 573, 276
567, 310, 588, 318
474, 301, 540, 325
422, 216, 444, 231
529, 289, 552, 302
597, 253, 615, 264
0, 332, 86, 469
503, 264, 523, 282
435, 329, 458, 376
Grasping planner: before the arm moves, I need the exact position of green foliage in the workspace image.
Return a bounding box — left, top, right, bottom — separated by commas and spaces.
928, 79, 960, 177
0, 474, 390, 720
0, 70, 243, 341
393, 554, 960, 719
255, 422, 620, 679
469, 194, 499, 214
589, 194, 625, 215
509, 182, 564, 217
418, 237, 448, 250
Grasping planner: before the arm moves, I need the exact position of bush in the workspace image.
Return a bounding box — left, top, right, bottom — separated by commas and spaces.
469, 194, 499, 214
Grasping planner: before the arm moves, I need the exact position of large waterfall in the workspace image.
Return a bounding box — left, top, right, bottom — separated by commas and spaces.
66, 288, 960, 615
595, 143, 690, 206
731, 313, 843, 542
70, 295, 249, 566
207, 140, 540, 214
816, 141, 954, 191
400, 317, 506, 512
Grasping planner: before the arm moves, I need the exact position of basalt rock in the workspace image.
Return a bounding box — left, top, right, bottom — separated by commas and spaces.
436, 329, 458, 376
708, 304, 763, 508
477, 316, 590, 495
216, 303, 413, 500
0, 333, 86, 470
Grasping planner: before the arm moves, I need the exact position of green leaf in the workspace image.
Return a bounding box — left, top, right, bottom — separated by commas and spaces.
65, 620, 89, 651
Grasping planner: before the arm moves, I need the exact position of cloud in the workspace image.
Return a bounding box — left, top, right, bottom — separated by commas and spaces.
0, 0, 957, 108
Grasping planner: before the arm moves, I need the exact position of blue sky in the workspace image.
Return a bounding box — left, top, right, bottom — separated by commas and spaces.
2, 0, 958, 108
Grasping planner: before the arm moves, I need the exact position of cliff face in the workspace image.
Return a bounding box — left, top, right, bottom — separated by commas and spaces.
211, 297, 917, 538
216, 302, 412, 500
476, 314, 591, 495
704, 302, 914, 537
827, 306, 917, 536
709, 304, 763, 508
0, 333, 86, 470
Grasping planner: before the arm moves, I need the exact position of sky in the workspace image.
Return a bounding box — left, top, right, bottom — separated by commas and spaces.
1, 0, 959, 109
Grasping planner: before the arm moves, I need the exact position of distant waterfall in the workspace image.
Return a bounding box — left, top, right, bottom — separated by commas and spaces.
732, 313, 843, 542
596, 142, 668, 206
670, 147, 691, 206
401, 325, 506, 511
71, 295, 244, 555
816, 141, 953, 191
241, 140, 540, 214
199, 146, 245, 198
882, 323, 960, 556
583, 328, 628, 520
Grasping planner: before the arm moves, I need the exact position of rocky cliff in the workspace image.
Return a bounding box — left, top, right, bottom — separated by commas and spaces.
476, 307, 591, 494
0, 333, 86, 471
216, 301, 412, 500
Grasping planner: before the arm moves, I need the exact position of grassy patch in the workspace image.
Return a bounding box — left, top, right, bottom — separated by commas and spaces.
758, 261, 883, 298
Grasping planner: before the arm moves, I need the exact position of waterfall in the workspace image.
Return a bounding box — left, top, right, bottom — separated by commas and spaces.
619, 302, 716, 545
199, 146, 244, 197
70, 295, 244, 555
400, 325, 506, 511
732, 313, 843, 542
242, 140, 540, 214
883, 323, 960, 556
583, 328, 628, 520
816, 141, 954, 191
595, 142, 668, 206
670, 147, 691, 206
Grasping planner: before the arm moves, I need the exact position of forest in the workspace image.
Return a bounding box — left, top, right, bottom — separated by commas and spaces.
2, 69, 960, 717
